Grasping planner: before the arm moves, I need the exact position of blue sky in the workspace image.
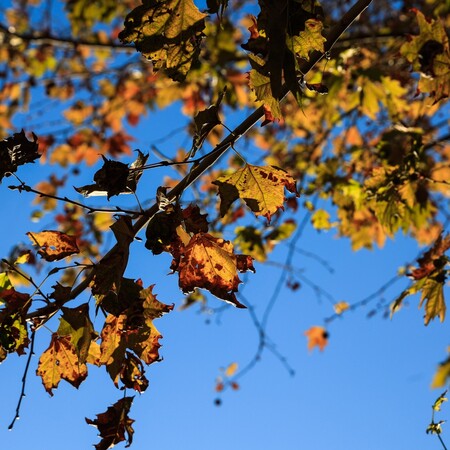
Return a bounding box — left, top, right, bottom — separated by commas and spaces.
0, 0, 449, 449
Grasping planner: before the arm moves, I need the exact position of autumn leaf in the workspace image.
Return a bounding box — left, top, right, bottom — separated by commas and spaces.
173, 233, 254, 308
304, 326, 329, 352
400, 10, 450, 102
58, 303, 97, 364
36, 333, 88, 395
432, 355, 450, 388
334, 301, 350, 315
119, 0, 207, 81
27, 230, 79, 262
0, 130, 40, 182
213, 164, 298, 222
75, 151, 148, 199
225, 362, 238, 377
419, 277, 446, 325
86, 397, 135, 450
0, 281, 31, 362
248, 54, 282, 123
288, 19, 326, 61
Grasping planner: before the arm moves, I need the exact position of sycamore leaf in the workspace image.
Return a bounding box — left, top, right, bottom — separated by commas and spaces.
174, 233, 254, 308
419, 277, 446, 325
234, 226, 266, 262
27, 230, 79, 262
118, 352, 149, 393
36, 333, 88, 395
85, 397, 135, 450
432, 356, 450, 388
213, 164, 298, 222
304, 326, 329, 352
118, 0, 207, 81
0, 284, 30, 362
248, 54, 282, 123
289, 19, 326, 61
0, 130, 40, 182
400, 10, 450, 103
58, 303, 97, 364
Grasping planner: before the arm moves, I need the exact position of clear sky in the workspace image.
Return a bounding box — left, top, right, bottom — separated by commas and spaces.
0, 0, 449, 449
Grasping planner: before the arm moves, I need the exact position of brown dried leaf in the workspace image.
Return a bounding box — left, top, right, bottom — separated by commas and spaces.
174, 233, 255, 308
27, 230, 79, 262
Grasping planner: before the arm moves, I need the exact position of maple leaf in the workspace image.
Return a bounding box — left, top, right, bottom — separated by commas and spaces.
0, 130, 40, 182
400, 10, 450, 103
36, 333, 88, 395
118, 0, 207, 81
173, 233, 255, 308
58, 303, 98, 364
248, 54, 282, 123
304, 326, 329, 352
0, 281, 31, 362
419, 276, 446, 325
289, 19, 326, 61
27, 230, 79, 262
213, 164, 298, 222
86, 397, 135, 450
75, 152, 148, 200
182, 204, 209, 234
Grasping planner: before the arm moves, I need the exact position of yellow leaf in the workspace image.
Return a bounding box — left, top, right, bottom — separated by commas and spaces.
289, 19, 326, 60
213, 164, 298, 222
334, 301, 350, 314
27, 230, 80, 262
36, 334, 87, 395
225, 362, 238, 377
419, 277, 446, 325
432, 358, 450, 389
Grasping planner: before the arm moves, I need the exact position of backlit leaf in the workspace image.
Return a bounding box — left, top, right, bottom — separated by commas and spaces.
119, 0, 207, 81
419, 277, 446, 325
36, 333, 88, 395
289, 19, 326, 61
27, 230, 79, 262
213, 164, 298, 222
432, 356, 450, 388
174, 233, 255, 308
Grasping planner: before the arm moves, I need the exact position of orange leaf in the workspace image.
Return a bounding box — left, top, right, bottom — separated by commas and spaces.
304, 326, 329, 352
36, 334, 88, 395
27, 230, 79, 262
174, 233, 255, 308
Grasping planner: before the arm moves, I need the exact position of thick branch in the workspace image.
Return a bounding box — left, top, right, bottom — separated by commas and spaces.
26, 0, 373, 322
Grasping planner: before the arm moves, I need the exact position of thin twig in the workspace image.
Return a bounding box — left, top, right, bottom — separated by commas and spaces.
8, 330, 36, 430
